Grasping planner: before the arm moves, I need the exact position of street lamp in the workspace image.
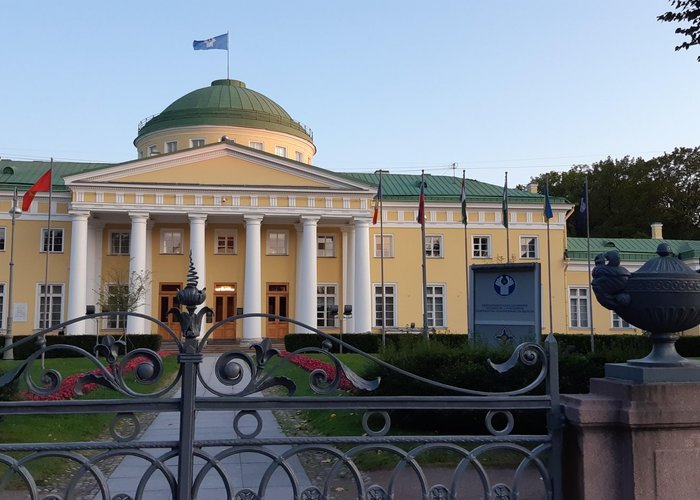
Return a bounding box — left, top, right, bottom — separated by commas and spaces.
3, 189, 22, 360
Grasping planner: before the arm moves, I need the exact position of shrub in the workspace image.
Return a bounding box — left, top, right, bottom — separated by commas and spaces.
8, 335, 162, 360
284, 333, 470, 354
0, 364, 19, 401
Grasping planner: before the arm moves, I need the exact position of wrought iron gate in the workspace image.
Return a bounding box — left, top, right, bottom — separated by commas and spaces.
0, 264, 562, 499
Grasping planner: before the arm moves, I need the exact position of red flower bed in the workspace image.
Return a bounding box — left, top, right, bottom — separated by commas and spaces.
23, 352, 173, 401
280, 351, 353, 391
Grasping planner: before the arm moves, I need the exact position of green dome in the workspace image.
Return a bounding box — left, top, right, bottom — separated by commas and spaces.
136, 79, 312, 142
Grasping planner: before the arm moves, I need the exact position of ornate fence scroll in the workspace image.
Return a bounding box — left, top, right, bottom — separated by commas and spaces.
0, 262, 562, 499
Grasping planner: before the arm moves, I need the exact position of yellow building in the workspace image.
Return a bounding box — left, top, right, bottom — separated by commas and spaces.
1, 79, 698, 342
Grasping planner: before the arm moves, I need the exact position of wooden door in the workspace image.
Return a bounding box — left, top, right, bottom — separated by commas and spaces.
213, 283, 237, 340
158, 282, 182, 340
266, 283, 289, 338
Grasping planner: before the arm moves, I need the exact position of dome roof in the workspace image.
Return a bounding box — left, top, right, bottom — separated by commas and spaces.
136, 79, 312, 142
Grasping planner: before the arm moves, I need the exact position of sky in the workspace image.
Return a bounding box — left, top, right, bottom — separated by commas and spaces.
1, 1, 698, 187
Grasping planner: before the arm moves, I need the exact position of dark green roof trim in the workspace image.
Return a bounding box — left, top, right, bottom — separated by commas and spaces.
567, 237, 700, 262
0, 160, 111, 192
136, 80, 313, 143
338, 172, 567, 204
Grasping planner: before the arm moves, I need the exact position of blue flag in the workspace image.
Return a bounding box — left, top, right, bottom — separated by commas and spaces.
543, 180, 553, 221
576, 183, 588, 235
193, 33, 228, 51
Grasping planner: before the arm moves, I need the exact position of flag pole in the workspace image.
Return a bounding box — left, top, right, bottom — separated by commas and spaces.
3, 189, 20, 360
504, 172, 510, 263
42, 159, 54, 369
584, 175, 594, 352
461, 170, 469, 335
379, 170, 386, 348
419, 170, 429, 339
545, 178, 554, 336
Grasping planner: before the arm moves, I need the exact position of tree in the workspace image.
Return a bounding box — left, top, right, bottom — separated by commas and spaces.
97, 269, 152, 334
658, 0, 700, 62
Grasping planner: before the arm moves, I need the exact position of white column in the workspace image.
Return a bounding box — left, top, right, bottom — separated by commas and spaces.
354, 217, 372, 333
67, 211, 90, 335
84, 221, 103, 335
189, 213, 207, 337
145, 221, 154, 322
298, 216, 319, 333
127, 212, 149, 335
243, 215, 263, 343
346, 226, 356, 333
294, 223, 303, 327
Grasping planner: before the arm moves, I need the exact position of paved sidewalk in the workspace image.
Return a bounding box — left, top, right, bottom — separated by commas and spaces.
98, 354, 310, 499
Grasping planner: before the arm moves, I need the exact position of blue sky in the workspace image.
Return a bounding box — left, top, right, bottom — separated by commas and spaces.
1, 1, 697, 187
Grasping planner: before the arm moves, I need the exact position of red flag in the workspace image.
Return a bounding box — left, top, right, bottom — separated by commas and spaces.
416, 178, 425, 224
372, 177, 382, 225
22, 168, 52, 211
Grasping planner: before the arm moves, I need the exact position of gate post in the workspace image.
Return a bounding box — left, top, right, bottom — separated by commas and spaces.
546, 334, 563, 500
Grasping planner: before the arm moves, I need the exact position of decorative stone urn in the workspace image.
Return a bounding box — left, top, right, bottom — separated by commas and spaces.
592, 243, 700, 368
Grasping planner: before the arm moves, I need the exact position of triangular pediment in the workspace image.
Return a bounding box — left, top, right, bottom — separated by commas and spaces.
64, 143, 371, 193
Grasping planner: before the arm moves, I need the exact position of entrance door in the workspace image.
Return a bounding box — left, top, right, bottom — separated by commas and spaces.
159, 283, 182, 340
266, 283, 289, 338
213, 283, 237, 340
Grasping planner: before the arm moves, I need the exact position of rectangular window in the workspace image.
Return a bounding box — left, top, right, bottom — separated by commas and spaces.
165, 141, 178, 153
295, 151, 304, 162
42, 228, 64, 253
427, 285, 446, 328
250, 141, 264, 151
267, 230, 288, 255
0, 283, 5, 329
373, 234, 394, 258
317, 235, 335, 257
317, 284, 338, 328
110, 231, 130, 255
472, 236, 490, 258
191, 138, 205, 148
612, 312, 633, 329
161, 230, 183, 254
520, 236, 539, 259
275, 146, 287, 158
0, 227, 5, 251
148, 144, 158, 156
36, 284, 64, 329
569, 287, 589, 328
425, 235, 443, 258
103, 284, 128, 329
215, 230, 237, 255
374, 284, 396, 327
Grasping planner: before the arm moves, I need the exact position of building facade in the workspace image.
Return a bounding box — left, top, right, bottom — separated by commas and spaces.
1, 79, 698, 341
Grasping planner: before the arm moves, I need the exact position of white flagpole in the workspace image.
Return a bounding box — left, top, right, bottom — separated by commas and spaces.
41, 159, 54, 369
3, 188, 20, 360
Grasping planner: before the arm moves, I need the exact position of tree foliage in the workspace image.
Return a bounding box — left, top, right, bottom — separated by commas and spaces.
528, 147, 700, 240
97, 269, 152, 332
658, 0, 700, 61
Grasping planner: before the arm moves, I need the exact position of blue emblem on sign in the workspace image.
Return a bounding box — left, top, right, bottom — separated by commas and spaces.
494, 275, 516, 296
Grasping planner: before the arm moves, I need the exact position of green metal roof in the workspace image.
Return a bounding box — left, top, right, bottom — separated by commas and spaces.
136, 80, 313, 143
338, 172, 566, 204
567, 237, 700, 262
0, 159, 111, 192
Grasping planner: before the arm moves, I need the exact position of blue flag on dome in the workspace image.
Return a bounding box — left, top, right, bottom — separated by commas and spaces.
193, 33, 228, 51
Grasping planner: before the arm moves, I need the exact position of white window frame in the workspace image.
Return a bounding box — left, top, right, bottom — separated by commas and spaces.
373, 234, 394, 258
519, 235, 539, 259
374, 283, 397, 328
160, 229, 184, 255
35, 283, 64, 329
317, 234, 335, 258
612, 311, 634, 329
165, 141, 178, 153
103, 283, 128, 330
425, 235, 444, 258
0, 226, 6, 251
190, 138, 205, 148
275, 146, 288, 158
215, 229, 238, 255
317, 283, 338, 328
266, 230, 289, 256
147, 144, 158, 156
427, 284, 446, 328
109, 231, 130, 256
41, 228, 64, 253
569, 287, 590, 328
472, 235, 490, 258
295, 151, 304, 162
250, 141, 264, 151
0, 283, 5, 330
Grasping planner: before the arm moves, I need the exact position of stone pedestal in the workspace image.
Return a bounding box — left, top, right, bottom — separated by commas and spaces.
562, 377, 700, 499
